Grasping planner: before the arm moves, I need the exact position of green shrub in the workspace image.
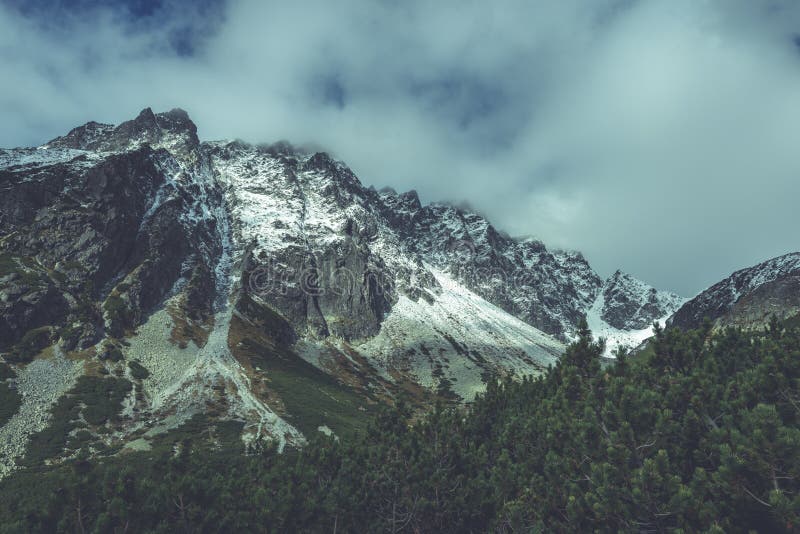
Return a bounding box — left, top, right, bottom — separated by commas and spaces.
58, 324, 83, 348
0, 361, 15, 381
127, 360, 150, 380
5, 327, 53, 363
22, 375, 132, 465
103, 295, 132, 336
0, 381, 22, 427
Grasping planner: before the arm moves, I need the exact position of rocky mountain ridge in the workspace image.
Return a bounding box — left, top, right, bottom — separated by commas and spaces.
0, 108, 682, 476
669, 252, 800, 331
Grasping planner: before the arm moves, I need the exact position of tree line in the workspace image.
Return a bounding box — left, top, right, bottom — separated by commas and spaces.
1, 319, 798, 532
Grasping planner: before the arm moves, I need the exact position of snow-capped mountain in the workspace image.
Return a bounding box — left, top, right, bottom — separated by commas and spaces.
586, 271, 685, 356
0, 108, 681, 476
379, 188, 605, 341
670, 252, 800, 331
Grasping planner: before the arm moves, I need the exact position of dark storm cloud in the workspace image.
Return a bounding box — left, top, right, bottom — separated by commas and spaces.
2, 0, 800, 296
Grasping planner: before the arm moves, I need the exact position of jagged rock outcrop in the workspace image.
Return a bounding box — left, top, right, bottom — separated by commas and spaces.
47, 107, 200, 159
378, 188, 604, 341
0, 109, 225, 352
206, 141, 415, 344
599, 270, 684, 330
582, 270, 685, 356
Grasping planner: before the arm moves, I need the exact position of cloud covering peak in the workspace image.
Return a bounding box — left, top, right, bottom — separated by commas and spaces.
2, 0, 800, 295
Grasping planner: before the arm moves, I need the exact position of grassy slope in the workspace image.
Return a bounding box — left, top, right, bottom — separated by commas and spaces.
230, 295, 377, 440
0, 363, 21, 428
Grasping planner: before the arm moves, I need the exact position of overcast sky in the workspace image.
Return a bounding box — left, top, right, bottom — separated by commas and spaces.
2, 0, 800, 296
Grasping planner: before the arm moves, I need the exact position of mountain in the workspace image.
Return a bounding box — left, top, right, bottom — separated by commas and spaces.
0, 108, 680, 476
587, 270, 685, 355
670, 252, 800, 331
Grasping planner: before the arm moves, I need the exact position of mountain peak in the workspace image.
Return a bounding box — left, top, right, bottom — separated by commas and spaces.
134, 106, 157, 124
598, 270, 684, 331
304, 151, 337, 172
46, 107, 198, 154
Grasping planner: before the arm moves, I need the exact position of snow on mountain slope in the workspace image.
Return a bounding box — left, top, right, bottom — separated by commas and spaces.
1, 108, 690, 473
349, 268, 563, 400
209, 139, 563, 399
587, 271, 685, 356
45, 107, 200, 161
209, 142, 430, 285
0, 147, 96, 171
598, 271, 685, 331
378, 189, 605, 341
587, 295, 671, 357
670, 252, 800, 330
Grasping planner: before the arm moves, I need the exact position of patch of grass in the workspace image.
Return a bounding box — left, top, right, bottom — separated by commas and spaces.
103, 295, 132, 336
229, 307, 374, 439
166, 300, 211, 348
127, 360, 150, 380
268, 363, 373, 439
0, 253, 17, 274
0, 253, 46, 286
99, 341, 123, 362
5, 327, 53, 363
783, 312, 800, 330
75, 295, 100, 325
0, 381, 22, 427
59, 260, 84, 271
240, 338, 374, 439
149, 413, 245, 455
22, 375, 132, 466
0, 361, 15, 381
49, 269, 66, 283
57, 324, 83, 348
115, 282, 131, 293
81, 377, 132, 426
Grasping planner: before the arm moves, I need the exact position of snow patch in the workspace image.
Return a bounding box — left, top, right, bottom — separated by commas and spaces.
352, 268, 564, 400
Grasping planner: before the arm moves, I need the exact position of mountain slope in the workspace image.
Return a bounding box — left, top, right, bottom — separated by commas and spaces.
1, 109, 305, 477
586, 270, 685, 355
379, 188, 604, 341
670, 252, 800, 331
1, 108, 680, 475
207, 139, 563, 401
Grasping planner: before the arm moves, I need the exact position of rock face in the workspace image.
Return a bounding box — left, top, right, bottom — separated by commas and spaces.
209, 143, 411, 344
0, 110, 224, 353
47, 107, 200, 159
582, 270, 685, 356
670, 252, 800, 331
378, 189, 604, 341
0, 108, 683, 473
206, 139, 566, 401
598, 270, 684, 331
